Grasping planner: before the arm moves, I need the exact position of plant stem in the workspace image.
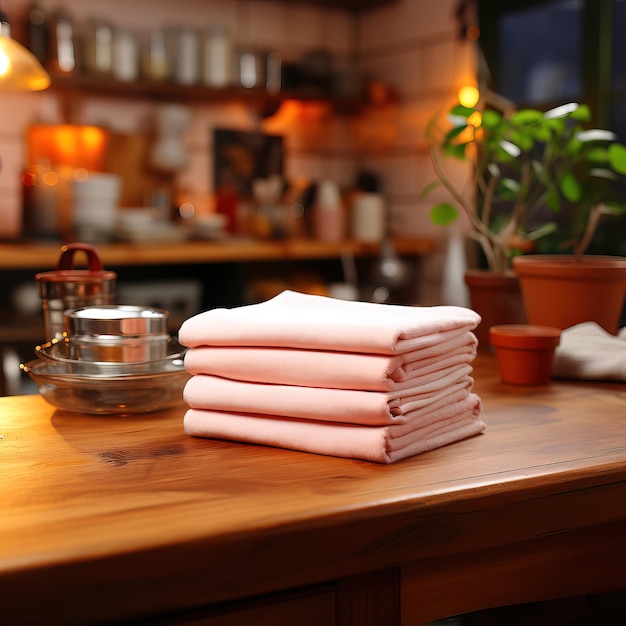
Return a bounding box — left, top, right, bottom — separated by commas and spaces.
575, 204, 605, 260
430, 146, 507, 270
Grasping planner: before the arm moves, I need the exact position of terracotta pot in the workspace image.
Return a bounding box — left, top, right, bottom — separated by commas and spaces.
513, 255, 626, 334
490, 325, 561, 385
463, 270, 527, 351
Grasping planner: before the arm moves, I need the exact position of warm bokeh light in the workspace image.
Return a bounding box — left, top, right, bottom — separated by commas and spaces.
73, 168, 90, 182
0, 48, 9, 75
41, 170, 59, 186
458, 85, 480, 108
456, 124, 476, 146
0, 34, 50, 91
468, 110, 482, 128
27, 124, 110, 171
178, 202, 196, 219
466, 25, 480, 41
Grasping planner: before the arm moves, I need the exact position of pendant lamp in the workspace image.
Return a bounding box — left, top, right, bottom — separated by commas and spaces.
0, 4, 50, 92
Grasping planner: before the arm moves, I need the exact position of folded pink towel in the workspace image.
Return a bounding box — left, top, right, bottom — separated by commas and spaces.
183, 368, 474, 426
183, 392, 485, 463
184, 331, 478, 391
178, 290, 481, 355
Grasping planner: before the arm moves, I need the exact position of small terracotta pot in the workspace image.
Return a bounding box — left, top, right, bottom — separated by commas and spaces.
490, 324, 562, 385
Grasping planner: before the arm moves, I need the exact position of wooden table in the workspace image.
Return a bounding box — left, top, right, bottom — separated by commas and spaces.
1, 355, 626, 625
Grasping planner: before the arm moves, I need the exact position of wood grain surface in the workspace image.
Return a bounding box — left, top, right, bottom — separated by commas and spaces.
1, 355, 625, 625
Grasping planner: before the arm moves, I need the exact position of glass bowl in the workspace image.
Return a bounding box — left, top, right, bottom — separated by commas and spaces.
35, 335, 186, 375
21, 356, 189, 414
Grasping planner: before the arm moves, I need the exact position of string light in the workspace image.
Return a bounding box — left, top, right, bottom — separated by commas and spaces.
458, 85, 480, 108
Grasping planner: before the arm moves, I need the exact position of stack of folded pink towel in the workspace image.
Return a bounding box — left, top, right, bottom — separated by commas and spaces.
178, 290, 486, 463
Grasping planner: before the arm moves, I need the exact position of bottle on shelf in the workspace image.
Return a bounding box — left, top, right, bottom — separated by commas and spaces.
312, 180, 345, 242
202, 26, 232, 88
47, 9, 76, 74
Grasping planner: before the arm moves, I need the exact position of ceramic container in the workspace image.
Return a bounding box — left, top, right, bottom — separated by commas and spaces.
72, 173, 122, 242
351, 192, 385, 243
490, 324, 562, 385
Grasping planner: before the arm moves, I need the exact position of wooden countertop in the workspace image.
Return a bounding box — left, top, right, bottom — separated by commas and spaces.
0, 237, 437, 270
1, 355, 626, 625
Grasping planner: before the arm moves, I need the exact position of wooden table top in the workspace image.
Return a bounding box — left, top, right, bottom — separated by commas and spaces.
1, 354, 626, 624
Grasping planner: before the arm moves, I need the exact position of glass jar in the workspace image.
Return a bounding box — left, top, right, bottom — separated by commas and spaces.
140, 28, 170, 82
112, 28, 138, 82
84, 20, 113, 76
202, 26, 233, 88
173, 27, 199, 85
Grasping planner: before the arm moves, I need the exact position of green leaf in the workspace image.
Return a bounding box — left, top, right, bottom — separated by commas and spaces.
420, 180, 440, 198
560, 172, 582, 202
449, 104, 474, 118
589, 167, 617, 181
525, 222, 558, 240
531, 124, 552, 142
577, 129, 617, 143
499, 177, 521, 194
531, 159, 546, 177
544, 103, 580, 119
481, 109, 502, 129
564, 135, 582, 156
546, 187, 561, 211
487, 162, 501, 178
498, 139, 522, 157
570, 103, 591, 121
430, 203, 459, 226
444, 143, 467, 159
608, 143, 626, 174
602, 202, 626, 215
496, 188, 519, 202
511, 109, 544, 124
510, 129, 534, 151
586, 147, 610, 163
443, 124, 469, 146
545, 117, 567, 133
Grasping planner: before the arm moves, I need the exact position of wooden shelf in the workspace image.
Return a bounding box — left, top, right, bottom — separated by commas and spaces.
49, 72, 367, 116
0, 237, 437, 271
272, 0, 396, 11
41, 1, 399, 115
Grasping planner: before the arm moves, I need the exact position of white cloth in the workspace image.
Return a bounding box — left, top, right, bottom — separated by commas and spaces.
552, 322, 626, 381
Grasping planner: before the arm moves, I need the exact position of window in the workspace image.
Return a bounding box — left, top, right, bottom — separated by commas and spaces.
479, 0, 608, 122
496, 0, 583, 106
478, 0, 626, 255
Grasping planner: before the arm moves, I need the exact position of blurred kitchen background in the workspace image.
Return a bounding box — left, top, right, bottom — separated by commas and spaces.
0, 0, 476, 298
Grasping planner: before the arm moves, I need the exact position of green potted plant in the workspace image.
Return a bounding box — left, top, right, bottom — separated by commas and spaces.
424, 100, 626, 336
